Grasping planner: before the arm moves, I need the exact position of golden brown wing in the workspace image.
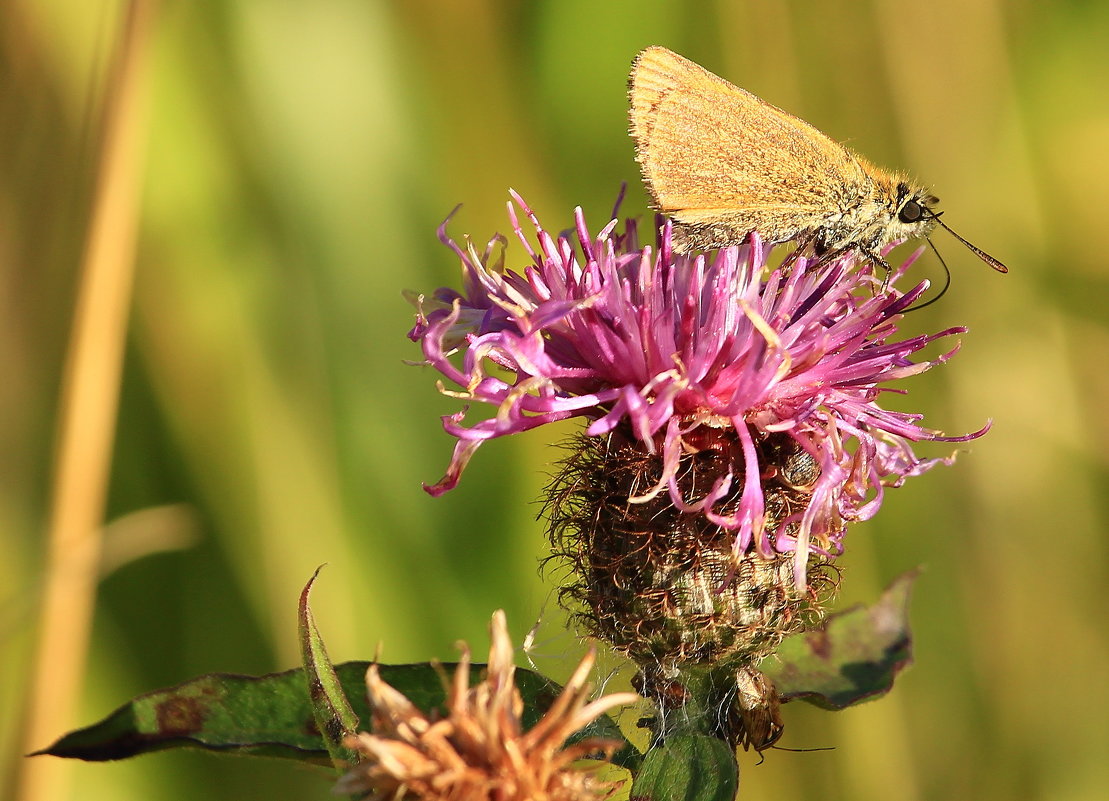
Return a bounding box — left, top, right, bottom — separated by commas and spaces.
629, 46, 868, 241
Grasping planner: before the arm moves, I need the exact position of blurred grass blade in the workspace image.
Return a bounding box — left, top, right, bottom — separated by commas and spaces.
298, 567, 359, 766
630, 734, 738, 801
18, 3, 157, 801
763, 568, 919, 710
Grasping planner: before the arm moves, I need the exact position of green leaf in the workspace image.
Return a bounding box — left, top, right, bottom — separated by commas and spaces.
762, 568, 919, 710
297, 567, 358, 766
629, 734, 738, 801
36, 661, 638, 768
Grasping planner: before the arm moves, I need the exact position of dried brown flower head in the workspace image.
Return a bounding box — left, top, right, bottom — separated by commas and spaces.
334, 610, 639, 800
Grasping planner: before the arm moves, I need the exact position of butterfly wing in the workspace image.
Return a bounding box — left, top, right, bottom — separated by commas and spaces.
629, 47, 867, 246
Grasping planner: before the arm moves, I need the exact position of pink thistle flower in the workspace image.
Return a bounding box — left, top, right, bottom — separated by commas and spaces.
410, 192, 987, 588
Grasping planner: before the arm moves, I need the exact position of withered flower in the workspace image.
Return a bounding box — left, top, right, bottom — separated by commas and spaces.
335, 610, 638, 800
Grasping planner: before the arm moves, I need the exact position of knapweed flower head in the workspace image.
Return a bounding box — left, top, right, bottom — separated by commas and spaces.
410, 192, 986, 672
334, 610, 638, 801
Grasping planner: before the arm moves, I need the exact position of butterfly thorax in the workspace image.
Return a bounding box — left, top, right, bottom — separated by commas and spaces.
811, 166, 939, 256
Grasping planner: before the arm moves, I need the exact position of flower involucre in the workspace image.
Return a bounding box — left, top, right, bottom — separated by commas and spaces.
335, 610, 638, 801
411, 193, 986, 590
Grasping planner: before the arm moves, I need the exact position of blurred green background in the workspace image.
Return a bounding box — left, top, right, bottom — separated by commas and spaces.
3, 1, 1107, 799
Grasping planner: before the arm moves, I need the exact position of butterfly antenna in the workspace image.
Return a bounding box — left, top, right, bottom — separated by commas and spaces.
769, 745, 836, 754
927, 209, 1008, 273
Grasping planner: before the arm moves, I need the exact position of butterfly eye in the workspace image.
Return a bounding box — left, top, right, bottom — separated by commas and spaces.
898, 200, 924, 223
